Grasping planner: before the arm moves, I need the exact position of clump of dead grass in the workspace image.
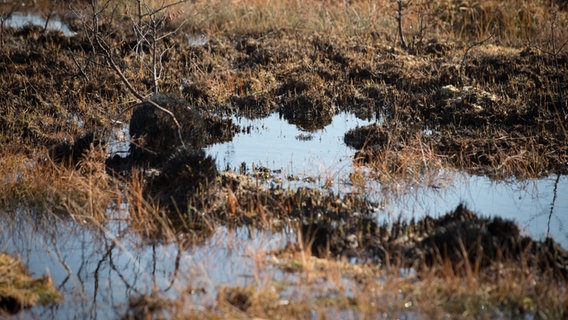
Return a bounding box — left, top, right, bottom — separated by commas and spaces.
0, 252, 61, 315
348, 126, 444, 184
400, 261, 568, 319
172, 240, 567, 319
0, 145, 188, 243
269, 242, 567, 319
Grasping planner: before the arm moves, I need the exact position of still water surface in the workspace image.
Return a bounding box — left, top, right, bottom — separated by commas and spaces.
208, 112, 567, 246
3, 12, 76, 36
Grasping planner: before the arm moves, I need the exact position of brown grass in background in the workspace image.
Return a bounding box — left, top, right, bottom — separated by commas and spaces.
178, 0, 567, 46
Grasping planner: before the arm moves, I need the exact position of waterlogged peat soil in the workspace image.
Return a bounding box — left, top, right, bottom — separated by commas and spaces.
3, 24, 566, 176
1, 14, 566, 176
0, 5, 567, 318
343, 46, 568, 179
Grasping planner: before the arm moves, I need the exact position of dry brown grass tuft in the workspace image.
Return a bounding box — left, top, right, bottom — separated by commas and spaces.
0, 148, 113, 219
353, 129, 444, 184
175, 0, 568, 48
0, 252, 61, 315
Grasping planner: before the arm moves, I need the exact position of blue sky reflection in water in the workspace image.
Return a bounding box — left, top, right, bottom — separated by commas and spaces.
207, 112, 375, 179
1, 211, 291, 319
375, 173, 567, 247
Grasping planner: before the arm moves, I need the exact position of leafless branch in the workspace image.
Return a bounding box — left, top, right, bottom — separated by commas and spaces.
84, 0, 187, 146
70, 52, 90, 82
396, 0, 409, 50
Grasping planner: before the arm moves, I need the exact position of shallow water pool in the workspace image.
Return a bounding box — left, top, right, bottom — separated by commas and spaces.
3, 12, 75, 36
1, 209, 292, 319
2, 111, 566, 319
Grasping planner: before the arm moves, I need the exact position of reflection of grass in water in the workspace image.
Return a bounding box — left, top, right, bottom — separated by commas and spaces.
170, 243, 567, 319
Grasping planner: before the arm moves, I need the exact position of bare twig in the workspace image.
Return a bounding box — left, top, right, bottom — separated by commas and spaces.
548, 11, 566, 122
42, 0, 58, 35
127, 0, 187, 94
86, 0, 187, 147
546, 173, 560, 238
396, 0, 408, 50
70, 52, 90, 81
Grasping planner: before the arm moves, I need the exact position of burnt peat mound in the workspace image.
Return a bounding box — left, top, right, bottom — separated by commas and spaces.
129, 93, 237, 166
302, 204, 568, 281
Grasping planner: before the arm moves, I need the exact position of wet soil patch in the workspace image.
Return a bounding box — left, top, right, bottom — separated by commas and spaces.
343, 47, 567, 178
4, 19, 564, 178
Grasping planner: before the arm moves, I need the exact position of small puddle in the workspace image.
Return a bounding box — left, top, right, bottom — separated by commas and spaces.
2, 12, 75, 36
206, 112, 376, 188
186, 33, 208, 46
